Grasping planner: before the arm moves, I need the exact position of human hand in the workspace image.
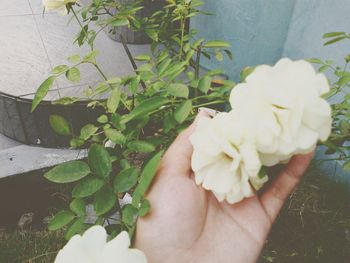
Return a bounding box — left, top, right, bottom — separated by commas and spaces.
135, 111, 314, 263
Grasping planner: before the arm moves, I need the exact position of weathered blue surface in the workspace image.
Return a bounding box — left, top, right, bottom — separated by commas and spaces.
192, 0, 350, 184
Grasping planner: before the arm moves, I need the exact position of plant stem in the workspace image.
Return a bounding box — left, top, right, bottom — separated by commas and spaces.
71, 7, 92, 50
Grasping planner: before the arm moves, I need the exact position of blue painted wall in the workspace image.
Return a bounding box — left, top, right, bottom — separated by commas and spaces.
191, 0, 350, 184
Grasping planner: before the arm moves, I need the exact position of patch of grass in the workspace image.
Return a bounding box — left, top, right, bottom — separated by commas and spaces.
0, 230, 65, 263
1, 167, 349, 262
262, 168, 350, 263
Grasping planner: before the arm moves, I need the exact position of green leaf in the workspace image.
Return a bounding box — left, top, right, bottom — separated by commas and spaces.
343, 161, 350, 171
134, 54, 151, 62
48, 211, 75, 231
307, 58, 324, 64
83, 50, 99, 63
168, 83, 189, 98
88, 144, 112, 178
53, 97, 79, 105
338, 75, 350, 86
139, 199, 151, 217
44, 161, 90, 183
70, 138, 85, 148
122, 204, 138, 226
107, 89, 121, 113
122, 97, 169, 123
70, 198, 86, 216
66, 67, 81, 83
324, 36, 347, 46
97, 115, 108, 124
72, 177, 105, 198
31, 76, 55, 112
174, 100, 192, 124
94, 186, 116, 216
240, 66, 255, 81
104, 128, 126, 145
323, 32, 345, 38
49, 114, 71, 136
68, 54, 81, 64
132, 151, 163, 207
109, 17, 129, 27
113, 167, 140, 193
80, 124, 98, 140
198, 76, 211, 94
127, 140, 155, 153
51, 65, 69, 75
204, 40, 231, 48
163, 113, 177, 133
65, 217, 85, 240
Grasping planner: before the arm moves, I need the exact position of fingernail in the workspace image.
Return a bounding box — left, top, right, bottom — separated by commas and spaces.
198, 107, 220, 117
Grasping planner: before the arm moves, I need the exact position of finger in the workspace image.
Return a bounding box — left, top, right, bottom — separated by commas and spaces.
260, 152, 314, 222
160, 110, 211, 176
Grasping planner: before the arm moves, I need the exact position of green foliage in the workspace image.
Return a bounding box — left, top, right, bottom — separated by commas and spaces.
310, 31, 350, 170
49, 115, 71, 136
35, 0, 234, 241
44, 161, 90, 183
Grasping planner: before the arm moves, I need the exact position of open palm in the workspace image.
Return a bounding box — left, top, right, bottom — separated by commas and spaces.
135, 111, 313, 263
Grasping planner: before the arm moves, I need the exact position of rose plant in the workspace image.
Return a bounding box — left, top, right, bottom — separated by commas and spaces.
33, 0, 233, 261
33, 0, 342, 261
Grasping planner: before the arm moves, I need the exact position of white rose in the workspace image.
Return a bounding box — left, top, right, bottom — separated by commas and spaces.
230, 58, 332, 166
42, 0, 77, 15
190, 113, 268, 204
54, 226, 147, 263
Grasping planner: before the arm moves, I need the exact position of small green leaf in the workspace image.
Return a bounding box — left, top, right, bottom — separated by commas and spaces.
343, 161, 350, 171
307, 58, 324, 64
168, 83, 189, 98
32, 76, 55, 112
338, 75, 350, 86
128, 141, 155, 153
132, 151, 163, 207
324, 36, 347, 46
323, 32, 346, 38
174, 100, 192, 124
53, 97, 79, 105
163, 113, 177, 133
240, 66, 255, 81
204, 40, 231, 48
44, 161, 90, 183
70, 138, 85, 148
83, 50, 99, 63
49, 115, 71, 136
198, 76, 211, 94
66, 67, 81, 83
72, 177, 105, 198
51, 65, 69, 75
94, 186, 116, 216
68, 54, 81, 64
114, 167, 140, 193
88, 144, 112, 178
109, 17, 129, 27
105, 128, 126, 145
65, 217, 85, 240
122, 204, 138, 226
97, 115, 108, 124
70, 198, 86, 216
139, 199, 151, 217
107, 89, 121, 113
80, 124, 98, 140
48, 211, 75, 231
134, 54, 151, 61
122, 97, 169, 123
